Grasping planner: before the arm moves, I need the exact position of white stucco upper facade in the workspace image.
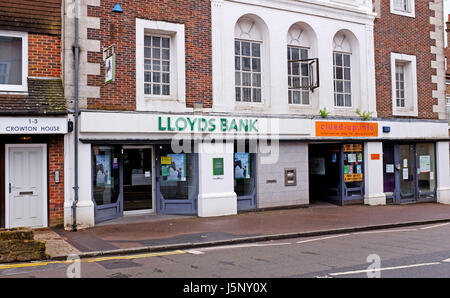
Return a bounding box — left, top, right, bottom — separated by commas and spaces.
211, 0, 377, 117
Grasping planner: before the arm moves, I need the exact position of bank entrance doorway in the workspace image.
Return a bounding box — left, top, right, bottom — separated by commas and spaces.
123, 146, 154, 214
309, 143, 365, 205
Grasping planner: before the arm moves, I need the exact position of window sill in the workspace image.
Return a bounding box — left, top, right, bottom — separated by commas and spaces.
390, 10, 415, 18
392, 109, 418, 117
0, 90, 28, 96
144, 95, 177, 101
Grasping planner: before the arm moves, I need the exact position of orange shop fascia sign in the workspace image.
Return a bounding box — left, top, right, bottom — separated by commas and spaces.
316, 121, 378, 137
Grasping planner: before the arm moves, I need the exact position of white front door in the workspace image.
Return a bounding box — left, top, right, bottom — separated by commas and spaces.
6, 145, 47, 228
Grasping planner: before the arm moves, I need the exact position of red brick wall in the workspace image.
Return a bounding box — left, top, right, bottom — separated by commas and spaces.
48, 135, 64, 227
374, 0, 437, 119
86, 0, 212, 110
28, 33, 62, 78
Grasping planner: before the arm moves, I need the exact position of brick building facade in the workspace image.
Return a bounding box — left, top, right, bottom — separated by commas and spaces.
0, 0, 67, 228
374, 0, 443, 120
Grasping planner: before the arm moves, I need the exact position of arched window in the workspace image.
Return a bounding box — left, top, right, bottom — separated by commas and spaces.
234, 17, 263, 103
333, 32, 353, 107
287, 24, 312, 105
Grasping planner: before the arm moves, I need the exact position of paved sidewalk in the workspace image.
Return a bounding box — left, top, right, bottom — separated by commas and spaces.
45, 202, 450, 259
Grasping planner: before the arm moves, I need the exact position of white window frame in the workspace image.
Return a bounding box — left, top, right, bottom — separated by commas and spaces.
287, 46, 311, 106
136, 19, 185, 107
390, 53, 418, 117
333, 51, 352, 108
390, 0, 415, 18
143, 34, 171, 97
234, 39, 263, 103
0, 30, 28, 93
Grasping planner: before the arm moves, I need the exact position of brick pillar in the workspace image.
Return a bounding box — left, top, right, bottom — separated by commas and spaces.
48, 135, 65, 227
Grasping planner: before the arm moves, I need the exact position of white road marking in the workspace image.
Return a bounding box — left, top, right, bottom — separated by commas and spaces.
296, 234, 350, 244
353, 228, 417, 235
328, 262, 441, 277
420, 223, 450, 230
442, 258, 450, 263
186, 242, 292, 254
185, 250, 205, 255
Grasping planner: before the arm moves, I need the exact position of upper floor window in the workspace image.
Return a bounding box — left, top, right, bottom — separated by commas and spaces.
390, 53, 418, 116
333, 33, 352, 108
287, 47, 309, 105
0, 31, 28, 92
390, 0, 415, 18
235, 17, 263, 103
144, 35, 171, 96
135, 18, 186, 111
395, 63, 405, 107
287, 24, 313, 105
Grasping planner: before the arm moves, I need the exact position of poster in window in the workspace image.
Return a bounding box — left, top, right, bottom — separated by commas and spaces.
235, 153, 250, 179
164, 154, 186, 181
402, 168, 409, 180
419, 155, 431, 173
356, 164, 362, 174
358, 153, 363, 162
348, 165, 354, 174
311, 158, 325, 175
348, 153, 356, 163
344, 165, 349, 174
96, 155, 111, 186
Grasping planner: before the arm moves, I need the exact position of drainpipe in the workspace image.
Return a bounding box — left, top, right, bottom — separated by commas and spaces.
71, 0, 80, 231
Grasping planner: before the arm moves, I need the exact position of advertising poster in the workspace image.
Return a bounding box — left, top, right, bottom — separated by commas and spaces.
96, 155, 111, 186
163, 154, 186, 181
235, 153, 250, 179
348, 165, 353, 174
356, 164, 362, 174
344, 165, 349, 174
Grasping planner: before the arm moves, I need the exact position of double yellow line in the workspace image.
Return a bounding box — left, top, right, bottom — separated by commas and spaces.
0, 250, 185, 270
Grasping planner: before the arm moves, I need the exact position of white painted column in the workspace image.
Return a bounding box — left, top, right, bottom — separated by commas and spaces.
63, 123, 95, 230
436, 141, 450, 204
364, 142, 386, 205
197, 141, 237, 217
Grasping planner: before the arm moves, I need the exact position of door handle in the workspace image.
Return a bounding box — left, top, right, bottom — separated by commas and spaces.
9, 183, 11, 194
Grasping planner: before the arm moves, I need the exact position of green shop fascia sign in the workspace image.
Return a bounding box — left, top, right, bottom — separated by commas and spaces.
158, 116, 259, 133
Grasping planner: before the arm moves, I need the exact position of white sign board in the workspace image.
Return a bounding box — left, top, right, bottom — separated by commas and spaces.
0, 117, 68, 134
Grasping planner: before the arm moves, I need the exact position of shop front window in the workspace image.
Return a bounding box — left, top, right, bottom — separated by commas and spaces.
416, 143, 436, 197
159, 146, 197, 200
93, 146, 120, 206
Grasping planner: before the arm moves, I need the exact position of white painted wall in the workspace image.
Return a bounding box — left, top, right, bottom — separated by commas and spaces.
211, 0, 377, 117
364, 142, 386, 205
197, 142, 237, 217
